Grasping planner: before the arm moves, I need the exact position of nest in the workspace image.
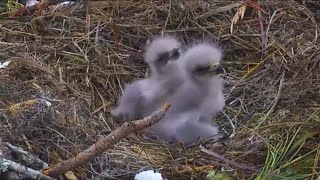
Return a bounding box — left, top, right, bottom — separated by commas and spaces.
0, 0, 320, 179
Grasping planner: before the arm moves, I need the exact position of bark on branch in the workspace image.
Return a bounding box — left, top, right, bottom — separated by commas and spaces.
43, 103, 171, 176
9, 0, 72, 17
5, 142, 48, 169
0, 157, 56, 180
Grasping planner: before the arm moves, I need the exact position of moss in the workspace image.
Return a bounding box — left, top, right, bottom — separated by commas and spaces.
206, 171, 232, 180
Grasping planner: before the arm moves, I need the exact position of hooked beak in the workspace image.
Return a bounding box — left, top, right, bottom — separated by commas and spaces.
208, 62, 225, 75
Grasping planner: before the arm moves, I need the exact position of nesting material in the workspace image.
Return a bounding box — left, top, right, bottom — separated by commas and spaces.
0, 0, 319, 179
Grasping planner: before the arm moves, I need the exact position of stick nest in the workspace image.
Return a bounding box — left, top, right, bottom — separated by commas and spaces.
0, 1, 320, 179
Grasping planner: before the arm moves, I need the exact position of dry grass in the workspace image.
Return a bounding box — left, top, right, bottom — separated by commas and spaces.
0, 0, 320, 179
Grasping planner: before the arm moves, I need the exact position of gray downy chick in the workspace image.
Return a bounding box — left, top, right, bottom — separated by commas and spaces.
144, 110, 221, 147
196, 44, 225, 123
174, 112, 221, 147
143, 42, 224, 143
111, 35, 183, 122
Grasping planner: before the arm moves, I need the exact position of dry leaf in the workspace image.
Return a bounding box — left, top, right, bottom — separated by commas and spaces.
64, 171, 78, 180
178, 164, 215, 173
131, 145, 148, 157
230, 4, 247, 33
7, 99, 40, 117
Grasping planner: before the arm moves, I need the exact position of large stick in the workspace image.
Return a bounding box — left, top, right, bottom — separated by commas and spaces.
10, 0, 72, 17
43, 103, 170, 176
0, 157, 56, 180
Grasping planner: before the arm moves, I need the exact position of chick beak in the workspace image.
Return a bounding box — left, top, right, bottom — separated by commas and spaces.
208, 63, 225, 75
216, 65, 225, 74
168, 48, 181, 61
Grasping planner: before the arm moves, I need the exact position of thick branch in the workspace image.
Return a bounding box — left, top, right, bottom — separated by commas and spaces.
0, 157, 56, 180
5, 142, 49, 169
43, 103, 170, 176
9, 0, 71, 17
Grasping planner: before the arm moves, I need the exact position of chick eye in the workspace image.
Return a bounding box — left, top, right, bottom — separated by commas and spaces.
156, 52, 170, 63
171, 48, 181, 59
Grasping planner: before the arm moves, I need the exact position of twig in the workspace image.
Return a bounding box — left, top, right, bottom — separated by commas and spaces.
221, 110, 236, 138
163, 0, 172, 32
111, 17, 120, 50
254, 72, 285, 129
5, 142, 48, 168
257, 1, 266, 58
22, 134, 32, 151
43, 103, 171, 176
0, 157, 56, 180
200, 145, 260, 172
197, 2, 242, 20
243, 0, 267, 14
266, 9, 284, 45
